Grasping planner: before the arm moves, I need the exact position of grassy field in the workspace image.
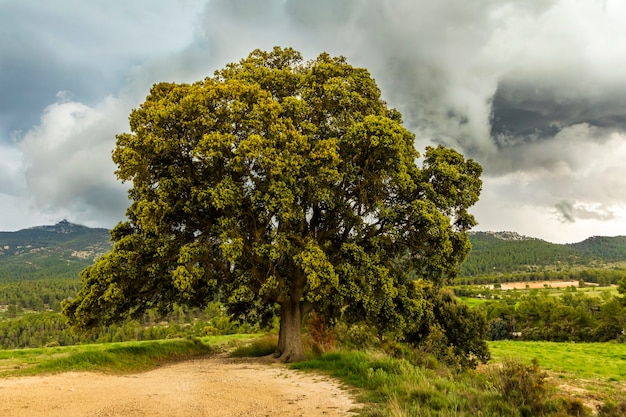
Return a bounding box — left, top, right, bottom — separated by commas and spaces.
489, 340, 626, 408
489, 340, 626, 381
0, 334, 258, 377
457, 296, 489, 308
457, 282, 619, 300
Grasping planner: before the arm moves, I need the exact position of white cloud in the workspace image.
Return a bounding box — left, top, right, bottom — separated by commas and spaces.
19, 94, 130, 226
2, 0, 626, 243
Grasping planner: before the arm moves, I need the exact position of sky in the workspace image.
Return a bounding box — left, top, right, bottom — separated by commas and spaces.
1, 0, 626, 244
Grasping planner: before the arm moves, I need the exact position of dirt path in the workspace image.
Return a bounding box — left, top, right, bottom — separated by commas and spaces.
0, 354, 360, 417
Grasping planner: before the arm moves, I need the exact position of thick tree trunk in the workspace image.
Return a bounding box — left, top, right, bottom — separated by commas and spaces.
275, 300, 305, 363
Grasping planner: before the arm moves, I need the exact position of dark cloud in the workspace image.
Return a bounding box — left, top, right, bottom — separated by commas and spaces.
0, 3, 122, 140
3, 0, 626, 242
0, 56, 114, 141
491, 79, 626, 145
0, 0, 204, 141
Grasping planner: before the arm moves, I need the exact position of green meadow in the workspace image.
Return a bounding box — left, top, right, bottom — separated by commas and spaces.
490, 340, 626, 382
0, 335, 257, 377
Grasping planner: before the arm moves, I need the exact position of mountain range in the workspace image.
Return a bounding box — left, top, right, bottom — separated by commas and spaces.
1, 222, 625, 282
461, 231, 626, 276
0, 220, 111, 283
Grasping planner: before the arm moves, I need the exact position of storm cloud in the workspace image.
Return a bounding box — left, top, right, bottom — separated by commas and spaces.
2, 0, 626, 242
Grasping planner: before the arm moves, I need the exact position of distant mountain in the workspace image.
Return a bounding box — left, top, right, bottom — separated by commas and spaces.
461, 231, 626, 276
0, 220, 111, 283
2, 221, 625, 282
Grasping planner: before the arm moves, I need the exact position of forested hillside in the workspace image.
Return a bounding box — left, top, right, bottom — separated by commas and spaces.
3, 223, 626, 282
0, 220, 111, 282
460, 231, 626, 276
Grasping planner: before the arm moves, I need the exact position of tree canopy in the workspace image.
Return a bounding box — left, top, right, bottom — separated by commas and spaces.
63, 47, 482, 362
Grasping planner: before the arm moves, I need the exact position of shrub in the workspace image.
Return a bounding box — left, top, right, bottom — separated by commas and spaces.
492, 358, 547, 412
406, 286, 491, 369
333, 322, 379, 350
489, 318, 512, 340
231, 334, 278, 357
306, 312, 335, 354
598, 400, 626, 417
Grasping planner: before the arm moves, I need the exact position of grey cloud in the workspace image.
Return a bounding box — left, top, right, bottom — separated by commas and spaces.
0, 0, 204, 142
555, 200, 615, 224
490, 79, 626, 145
0, 36, 111, 140
4, 0, 626, 241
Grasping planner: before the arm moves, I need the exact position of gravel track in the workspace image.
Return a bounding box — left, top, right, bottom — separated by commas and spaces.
0, 354, 360, 417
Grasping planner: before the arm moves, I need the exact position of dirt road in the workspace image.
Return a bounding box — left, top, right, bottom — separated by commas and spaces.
0, 354, 360, 417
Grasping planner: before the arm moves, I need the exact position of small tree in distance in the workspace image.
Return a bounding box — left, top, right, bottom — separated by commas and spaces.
63, 47, 482, 362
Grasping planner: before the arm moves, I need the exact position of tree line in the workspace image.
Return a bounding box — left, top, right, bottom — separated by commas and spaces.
462, 284, 626, 343
0, 278, 80, 314
0, 302, 257, 350
455, 268, 626, 286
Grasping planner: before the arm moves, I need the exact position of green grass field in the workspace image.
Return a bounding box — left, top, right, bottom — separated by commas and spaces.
489, 340, 626, 382
0, 334, 259, 377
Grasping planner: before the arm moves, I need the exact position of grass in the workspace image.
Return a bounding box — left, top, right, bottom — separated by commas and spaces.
291, 350, 593, 417
458, 296, 489, 308
489, 340, 626, 382
288, 341, 626, 416
489, 340, 626, 410
0, 334, 257, 377
231, 333, 278, 357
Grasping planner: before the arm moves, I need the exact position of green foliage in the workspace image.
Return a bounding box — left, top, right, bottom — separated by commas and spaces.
0, 278, 80, 313
0, 302, 258, 350
475, 289, 626, 342
406, 285, 490, 368
489, 318, 512, 340
63, 47, 483, 361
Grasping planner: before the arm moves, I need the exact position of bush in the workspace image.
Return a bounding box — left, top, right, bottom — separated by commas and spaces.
489, 318, 512, 340
231, 334, 278, 357
492, 359, 547, 413
333, 322, 379, 350
306, 312, 335, 354
598, 400, 626, 417
406, 286, 490, 369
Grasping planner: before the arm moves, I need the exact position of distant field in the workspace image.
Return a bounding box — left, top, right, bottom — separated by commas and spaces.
489, 340, 626, 382
456, 280, 619, 299
495, 280, 581, 290
489, 340, 626, 404
457, 296, 489, 308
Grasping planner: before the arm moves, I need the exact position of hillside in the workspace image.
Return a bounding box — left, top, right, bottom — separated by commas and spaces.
0, 220, 111, 282
460, 231, 626, 276
2, 221, 626, 281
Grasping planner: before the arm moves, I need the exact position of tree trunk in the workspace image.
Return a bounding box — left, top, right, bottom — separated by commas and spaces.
275, 300, 305, 363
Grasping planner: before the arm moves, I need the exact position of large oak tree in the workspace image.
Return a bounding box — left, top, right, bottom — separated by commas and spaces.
63, 47, 482, 362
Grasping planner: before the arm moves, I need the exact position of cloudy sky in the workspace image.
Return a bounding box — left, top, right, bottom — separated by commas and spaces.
2, 0, 626, 243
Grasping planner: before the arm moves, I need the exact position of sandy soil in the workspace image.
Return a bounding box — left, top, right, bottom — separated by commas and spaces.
0, 354, 360, 417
